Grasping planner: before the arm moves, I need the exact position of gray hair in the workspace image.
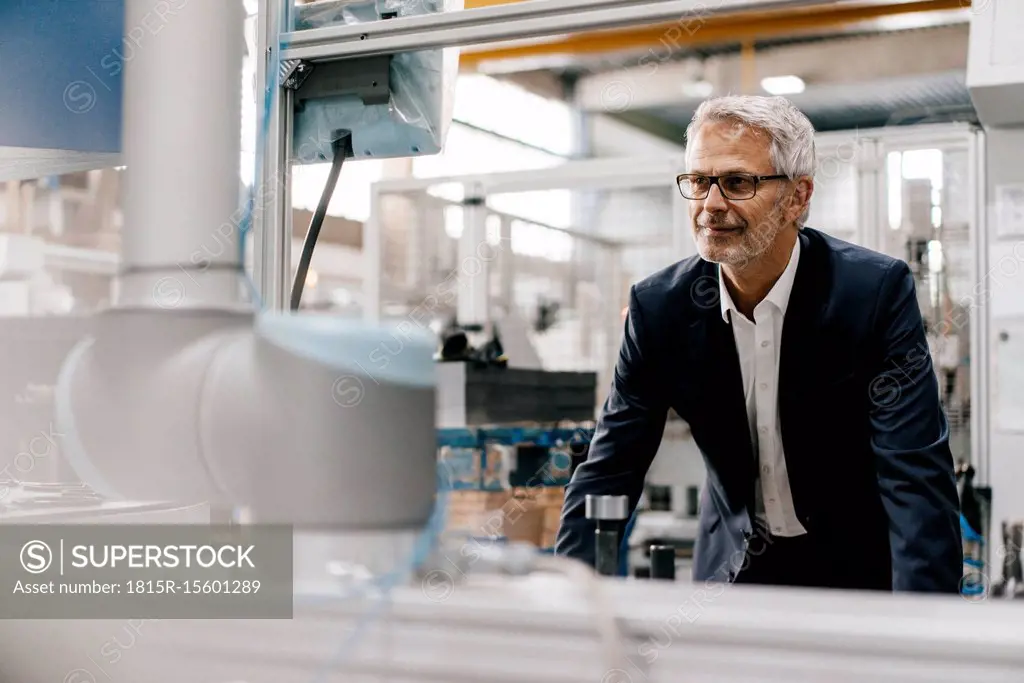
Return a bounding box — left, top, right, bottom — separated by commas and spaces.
685, 95, 816, 225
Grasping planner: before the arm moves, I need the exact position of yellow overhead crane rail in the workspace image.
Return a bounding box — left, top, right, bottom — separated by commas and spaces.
458, 0, 973, 69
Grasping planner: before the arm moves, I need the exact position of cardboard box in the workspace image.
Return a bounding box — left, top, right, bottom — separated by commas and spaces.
444, 487, 564, 547
445, 490, 510, 538
502, 492, 545, 545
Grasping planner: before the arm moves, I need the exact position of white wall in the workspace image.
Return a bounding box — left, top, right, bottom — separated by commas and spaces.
585, 114, 684, 157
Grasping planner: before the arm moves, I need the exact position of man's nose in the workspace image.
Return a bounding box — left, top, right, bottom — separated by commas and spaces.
703, 183, 729, 212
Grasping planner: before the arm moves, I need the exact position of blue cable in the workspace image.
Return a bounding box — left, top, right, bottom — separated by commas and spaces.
960, 513, 984, 543
301, 489, 451, 683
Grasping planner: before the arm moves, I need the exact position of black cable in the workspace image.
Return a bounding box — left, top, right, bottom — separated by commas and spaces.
290, 129, 353, 311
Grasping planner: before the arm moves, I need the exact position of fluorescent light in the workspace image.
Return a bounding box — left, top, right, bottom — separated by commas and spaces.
761, 76, 805, 95
682, 81, 714, 98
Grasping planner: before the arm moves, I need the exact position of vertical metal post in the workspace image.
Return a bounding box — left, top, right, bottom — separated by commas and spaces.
407, 190, 423, 295
857, 138, 882, 252
875, 140, 892, 257
599, 245, 624, 406
499, 215, 514, 312
255, 0, 294, 312
457, 183, 490, 328
969, 128, 990, 485
364, 184, 382, 323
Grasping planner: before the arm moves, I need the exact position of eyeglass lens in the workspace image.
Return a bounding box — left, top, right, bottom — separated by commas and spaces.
680, 174, 757, 200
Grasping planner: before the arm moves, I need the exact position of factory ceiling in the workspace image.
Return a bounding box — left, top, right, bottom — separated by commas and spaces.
458, 0, 977, 141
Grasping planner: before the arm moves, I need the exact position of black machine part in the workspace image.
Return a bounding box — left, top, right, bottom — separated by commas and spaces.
650, 545, 676, 581
594, 527, 619, 577
587, 494, 629, 577
586, 494, 629, 521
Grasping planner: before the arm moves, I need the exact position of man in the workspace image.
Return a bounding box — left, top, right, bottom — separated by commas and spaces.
555, 95, 963, 592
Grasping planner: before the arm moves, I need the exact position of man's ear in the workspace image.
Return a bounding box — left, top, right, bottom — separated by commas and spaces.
792, 176, 814, 221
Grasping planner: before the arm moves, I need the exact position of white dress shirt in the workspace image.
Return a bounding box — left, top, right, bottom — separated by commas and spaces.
718, 238, 807, 537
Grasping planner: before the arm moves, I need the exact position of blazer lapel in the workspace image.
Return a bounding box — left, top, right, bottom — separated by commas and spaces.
779, 230, 827, 401
687, 262, 757, 500
777, 227, 831, 509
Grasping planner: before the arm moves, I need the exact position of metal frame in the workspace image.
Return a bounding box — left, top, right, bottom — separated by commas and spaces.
255, 0, 295, 311
968, 127, 990, 484
279, 0, 828, 62
256, 4, 989, 467
254, 0, 828, 310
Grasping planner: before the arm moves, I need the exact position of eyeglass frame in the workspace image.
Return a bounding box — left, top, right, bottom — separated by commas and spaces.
675, 172, 790, 201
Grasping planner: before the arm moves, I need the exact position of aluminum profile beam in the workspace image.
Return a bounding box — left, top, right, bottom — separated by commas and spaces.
255, 0, 295, 311
459, 0, 973, 67
280, 0, 840, 62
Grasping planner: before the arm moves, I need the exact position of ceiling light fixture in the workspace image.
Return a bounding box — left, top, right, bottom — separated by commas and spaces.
682, 80, 714, 98
761, 75, 806, 95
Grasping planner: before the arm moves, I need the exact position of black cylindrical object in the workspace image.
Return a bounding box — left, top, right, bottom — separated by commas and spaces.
650, 545, 676, 580
595, 527, 620, 576
586, 494, 629, 577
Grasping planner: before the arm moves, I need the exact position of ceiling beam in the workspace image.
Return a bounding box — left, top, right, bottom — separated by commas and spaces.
573, 22, 969, 112
460, 0, 971, 71
606, 111, 687, 145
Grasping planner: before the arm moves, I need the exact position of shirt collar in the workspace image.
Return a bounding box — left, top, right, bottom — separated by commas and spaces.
719, 236, 801, 322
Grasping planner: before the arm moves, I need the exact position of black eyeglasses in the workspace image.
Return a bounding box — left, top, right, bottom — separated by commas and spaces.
676, 173, 789, 200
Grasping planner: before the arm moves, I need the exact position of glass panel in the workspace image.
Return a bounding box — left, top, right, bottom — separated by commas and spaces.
453, 74, 575, 156
412, 123, 565, 178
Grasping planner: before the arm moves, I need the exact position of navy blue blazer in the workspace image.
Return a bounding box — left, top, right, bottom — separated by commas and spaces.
555, 227, 963, 593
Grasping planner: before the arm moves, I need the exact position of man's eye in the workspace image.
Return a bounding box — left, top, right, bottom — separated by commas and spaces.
723, 176, 752, 191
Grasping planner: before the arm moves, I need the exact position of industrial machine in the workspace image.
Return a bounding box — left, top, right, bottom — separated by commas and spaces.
1, 0, 1024, 682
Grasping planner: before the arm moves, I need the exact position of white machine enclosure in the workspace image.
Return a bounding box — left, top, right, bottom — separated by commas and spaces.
0, 574, 1022, 683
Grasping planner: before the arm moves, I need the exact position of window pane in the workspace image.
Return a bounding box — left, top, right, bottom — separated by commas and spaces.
292, 159, 384, 223
453, 74, 575, 156
413, 123, 565, 177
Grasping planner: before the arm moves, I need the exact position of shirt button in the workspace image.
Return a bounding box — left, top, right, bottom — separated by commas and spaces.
773, 526, 783, 534
759, 383, 768, 390
760, 340, 770, 348
759, 426, 768, 434
763, 465, 771, 474
768, 498, 776, 504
